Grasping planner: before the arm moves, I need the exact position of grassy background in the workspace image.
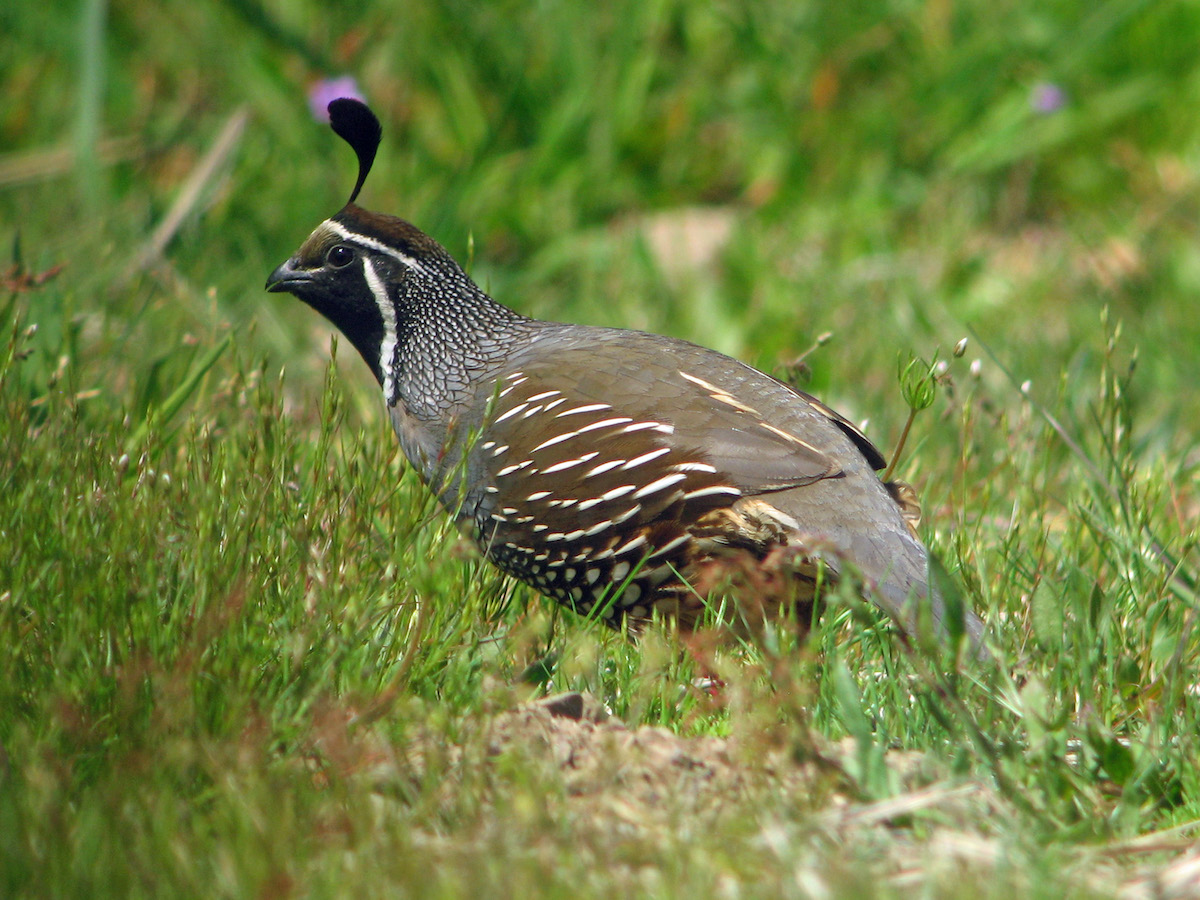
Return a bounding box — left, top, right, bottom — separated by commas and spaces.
3, 0, 1200, 896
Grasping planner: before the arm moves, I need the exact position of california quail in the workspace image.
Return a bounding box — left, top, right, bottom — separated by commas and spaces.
267, 99, 983, 646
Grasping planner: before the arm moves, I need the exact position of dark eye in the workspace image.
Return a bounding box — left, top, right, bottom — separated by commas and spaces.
326, 244, 355, 268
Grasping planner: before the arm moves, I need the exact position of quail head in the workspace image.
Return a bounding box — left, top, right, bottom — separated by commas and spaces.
267, 99, 984, 647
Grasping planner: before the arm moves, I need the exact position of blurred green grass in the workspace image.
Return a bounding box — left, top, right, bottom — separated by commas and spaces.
2, 0, 1199, 896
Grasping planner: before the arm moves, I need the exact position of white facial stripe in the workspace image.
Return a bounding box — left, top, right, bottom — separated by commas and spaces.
361, 257, 398, 405
325, 220, 427, 273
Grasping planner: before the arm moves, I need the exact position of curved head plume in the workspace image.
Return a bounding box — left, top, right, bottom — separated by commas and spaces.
328, 98, 382, 205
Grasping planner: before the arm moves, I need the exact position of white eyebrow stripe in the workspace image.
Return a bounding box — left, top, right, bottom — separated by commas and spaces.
325, 219, 428, 273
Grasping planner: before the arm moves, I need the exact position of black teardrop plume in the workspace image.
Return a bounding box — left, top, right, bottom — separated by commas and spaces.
328, 98, 382, 205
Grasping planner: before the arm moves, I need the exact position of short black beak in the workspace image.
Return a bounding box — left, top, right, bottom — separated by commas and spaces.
265, 258, 311, 293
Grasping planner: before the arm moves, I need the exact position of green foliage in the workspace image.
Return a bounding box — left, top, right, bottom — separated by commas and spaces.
2, 0, 1199, 896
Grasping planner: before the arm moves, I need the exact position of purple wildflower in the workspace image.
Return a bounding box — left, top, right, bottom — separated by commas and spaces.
1030, 82, 1066, 115
308, 76, 365, 122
